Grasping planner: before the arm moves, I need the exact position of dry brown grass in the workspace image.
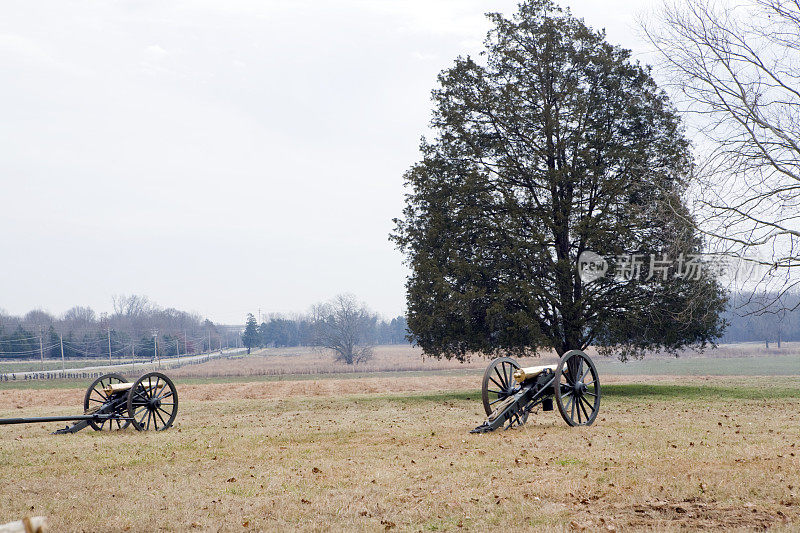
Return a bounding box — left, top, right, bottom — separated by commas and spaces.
166, 343, 800, 382
166, 345, 561, 379
0, 374, 798, 532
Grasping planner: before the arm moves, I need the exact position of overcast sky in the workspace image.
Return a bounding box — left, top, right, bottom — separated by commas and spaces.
0, 0, 660, 324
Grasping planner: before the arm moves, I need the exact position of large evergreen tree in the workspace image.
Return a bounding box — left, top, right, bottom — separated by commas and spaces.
241, 313, 259, 354
392, 0, 726, 361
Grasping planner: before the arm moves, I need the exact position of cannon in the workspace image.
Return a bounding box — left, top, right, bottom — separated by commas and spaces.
472, 350, 600, 433
0, 372, 178, 434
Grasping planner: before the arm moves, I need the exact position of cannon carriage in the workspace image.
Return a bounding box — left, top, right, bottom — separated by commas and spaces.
472, 349, 600, 433
0, 371, 178, 434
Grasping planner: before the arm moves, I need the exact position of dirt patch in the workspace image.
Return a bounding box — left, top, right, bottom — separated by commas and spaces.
571, 498, 791, 531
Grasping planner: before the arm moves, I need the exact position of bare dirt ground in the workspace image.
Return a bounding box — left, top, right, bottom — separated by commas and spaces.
0, 373, 798, 532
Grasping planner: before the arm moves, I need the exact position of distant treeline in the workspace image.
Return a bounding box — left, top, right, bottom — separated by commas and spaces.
254, 315, 408, 348
0, 295, 237, 360
3, 289, 795, 360
719, 292, 800, 347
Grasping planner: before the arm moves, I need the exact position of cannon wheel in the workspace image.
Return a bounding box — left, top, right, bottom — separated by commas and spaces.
127, 372, 178, 431
481, 357, 521, 417
554, 350, 600, 426
84, 373, 130, 431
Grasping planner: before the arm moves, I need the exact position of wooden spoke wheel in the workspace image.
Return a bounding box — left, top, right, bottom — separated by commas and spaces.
84, 373, 129, 431
481, 357, 521, 417
554, 350, 600, 426
127, 372, 178, 431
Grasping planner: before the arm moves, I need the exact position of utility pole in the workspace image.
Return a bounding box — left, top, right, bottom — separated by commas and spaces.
107, 327, 112, 365
60, 333, 65, 372
39, 328, 44, 371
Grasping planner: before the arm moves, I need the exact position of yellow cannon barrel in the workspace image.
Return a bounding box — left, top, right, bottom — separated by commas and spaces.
512, 364, 557, 383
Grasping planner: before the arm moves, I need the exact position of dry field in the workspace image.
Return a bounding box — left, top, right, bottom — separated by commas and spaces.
166, 343, 800, 380
0, 373, 798, 532
167, 345, 524, 378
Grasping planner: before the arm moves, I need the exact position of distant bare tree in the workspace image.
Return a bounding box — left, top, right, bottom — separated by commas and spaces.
22, 309, 55, 331
312, 294, 377, 365
645, 0, 800, 303
112, 294, 151, 318
62, 306, 96, 330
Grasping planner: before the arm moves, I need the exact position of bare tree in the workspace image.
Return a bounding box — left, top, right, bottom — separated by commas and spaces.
112, 294, 151, 318
312, 294, 377, 365
644, 0, 800, 302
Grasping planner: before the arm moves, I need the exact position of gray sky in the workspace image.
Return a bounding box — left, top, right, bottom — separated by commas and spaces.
0, 0, 658, 324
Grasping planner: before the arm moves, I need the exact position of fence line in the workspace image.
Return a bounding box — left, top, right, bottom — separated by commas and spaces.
0, 349, 247, 382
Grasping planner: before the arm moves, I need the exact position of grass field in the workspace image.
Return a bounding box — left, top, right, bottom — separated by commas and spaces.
162, 344, 800, 379
0, 372, 798, 531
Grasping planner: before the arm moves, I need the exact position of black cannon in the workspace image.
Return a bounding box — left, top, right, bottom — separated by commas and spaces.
0, 372, 178, 434
472, 350, 600, 433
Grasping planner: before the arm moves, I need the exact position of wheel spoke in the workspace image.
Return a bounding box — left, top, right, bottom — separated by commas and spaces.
578, 397, 591, 422
571, 394, 576, 422
580, 395, 595, 413
503, 363, 514, 388
156, 383, 171, 400
154, 408, 167, 429
494, 366, 508, 389
564, 366, 575, 385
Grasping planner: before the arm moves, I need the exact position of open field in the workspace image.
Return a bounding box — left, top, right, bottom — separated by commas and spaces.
3, 342, 798, 379
0, 373, 798, 531
166, 344, 800, 380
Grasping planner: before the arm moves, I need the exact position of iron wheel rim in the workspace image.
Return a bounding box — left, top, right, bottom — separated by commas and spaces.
84, 373, 130, 431
127, 372, 178, 431
554, 350, 600, 427
481, 357, 521, 417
